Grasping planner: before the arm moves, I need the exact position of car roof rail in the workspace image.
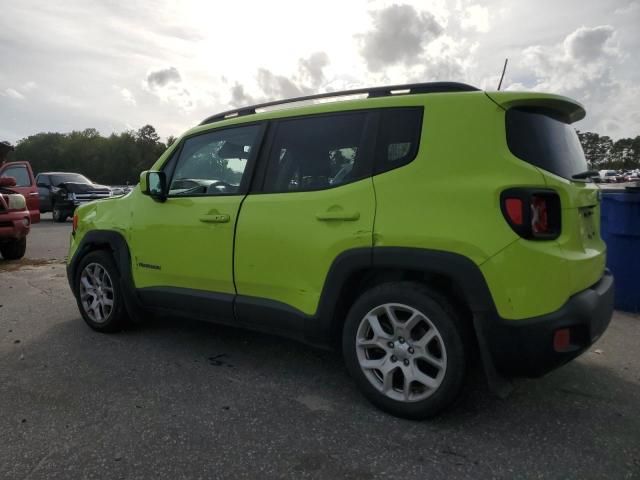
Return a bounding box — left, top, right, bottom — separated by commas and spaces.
199, 81, 479, 125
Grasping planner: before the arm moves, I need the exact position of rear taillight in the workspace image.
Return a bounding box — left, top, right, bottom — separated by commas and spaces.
501, 189, 561, 239
72, 213, 79, 234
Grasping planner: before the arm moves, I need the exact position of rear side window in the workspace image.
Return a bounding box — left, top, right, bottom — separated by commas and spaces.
2, 165, 31, 186
506, 107, 588, 179
375, 108, 423, 174
262, 112, 368, 193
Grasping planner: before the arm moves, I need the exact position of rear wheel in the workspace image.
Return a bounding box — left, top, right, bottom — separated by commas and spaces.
75, 250, 129, 332
0, 237, 27, 260
343, 282, 468, 419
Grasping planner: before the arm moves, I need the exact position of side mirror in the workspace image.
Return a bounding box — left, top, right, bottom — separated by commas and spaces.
0, 176, 17, 187
140, 170, 167, 202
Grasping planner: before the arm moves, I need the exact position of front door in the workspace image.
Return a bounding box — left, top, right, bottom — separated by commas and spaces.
0, 161, 40, 223
128, 123, 265, 320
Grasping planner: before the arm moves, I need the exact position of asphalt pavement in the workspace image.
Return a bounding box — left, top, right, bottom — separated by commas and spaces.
0, 215, 639, 479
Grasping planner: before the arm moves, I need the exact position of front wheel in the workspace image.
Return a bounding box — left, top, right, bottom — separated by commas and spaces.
0, 237, 27, 260
342, 282, 468, 419
74, 250, 129, 332
52, 204, 67, 223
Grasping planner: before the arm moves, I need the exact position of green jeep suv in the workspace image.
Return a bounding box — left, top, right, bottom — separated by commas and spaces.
67, 82, 614, 419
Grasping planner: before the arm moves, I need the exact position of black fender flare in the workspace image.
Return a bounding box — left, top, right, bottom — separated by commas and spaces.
67, 230, 144, 320
309, 246, 497, 345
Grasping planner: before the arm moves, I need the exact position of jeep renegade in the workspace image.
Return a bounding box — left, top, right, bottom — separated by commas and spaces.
67, 82, 614, 419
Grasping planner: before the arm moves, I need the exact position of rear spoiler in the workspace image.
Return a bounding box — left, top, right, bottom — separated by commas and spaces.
485, 91, 586, 123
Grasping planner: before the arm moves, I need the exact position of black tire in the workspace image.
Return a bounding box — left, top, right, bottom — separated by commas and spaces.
74, 250, 129, 333
0, 237, 27, 260
52, 204, 67, 223
342, 281, 469, 419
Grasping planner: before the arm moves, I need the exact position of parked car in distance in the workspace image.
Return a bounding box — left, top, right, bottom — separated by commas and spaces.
67, 82, 613, 419
0, 176, 33, 260
36, 172, 112, 222
0, 161, 40, 224
599, 170, 621, 183
110, 185, 134, 196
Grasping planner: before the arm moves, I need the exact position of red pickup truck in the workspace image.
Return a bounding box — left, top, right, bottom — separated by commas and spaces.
0, 161, 40, 260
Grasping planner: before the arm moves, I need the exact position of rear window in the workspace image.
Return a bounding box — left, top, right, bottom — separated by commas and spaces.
506, 107, 587, 179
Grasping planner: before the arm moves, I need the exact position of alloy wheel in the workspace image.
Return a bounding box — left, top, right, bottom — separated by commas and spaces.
355, 303, 447, 402
79, 263, 115, 323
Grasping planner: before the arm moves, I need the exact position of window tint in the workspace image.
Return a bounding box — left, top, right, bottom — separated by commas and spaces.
375, 108, 423, 174
506, 107, 588, 179
169, 125, 261, 196
263, 112, 368, 193
2, 165, 31, 186
36, 175, 50, 186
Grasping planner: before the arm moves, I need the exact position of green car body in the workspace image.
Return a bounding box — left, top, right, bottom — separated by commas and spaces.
67, 83, 614, 417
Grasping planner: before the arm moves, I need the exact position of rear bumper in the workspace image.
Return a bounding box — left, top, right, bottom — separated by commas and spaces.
482, 270, 614, 377
0, 211, 30, 241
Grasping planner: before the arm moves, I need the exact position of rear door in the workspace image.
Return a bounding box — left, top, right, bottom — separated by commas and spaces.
0, 161, 40, 223
234, 111, 376, 318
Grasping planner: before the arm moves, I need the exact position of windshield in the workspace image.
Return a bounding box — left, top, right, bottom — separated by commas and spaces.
506, 107, 588, 180
50, 173, 91, 186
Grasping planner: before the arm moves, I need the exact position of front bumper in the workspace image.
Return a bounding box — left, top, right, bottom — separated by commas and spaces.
0, 211, 30, 241
482, 270, 614, 377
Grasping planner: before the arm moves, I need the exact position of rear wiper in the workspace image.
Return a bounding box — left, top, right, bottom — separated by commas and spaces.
571, 170, 599, 180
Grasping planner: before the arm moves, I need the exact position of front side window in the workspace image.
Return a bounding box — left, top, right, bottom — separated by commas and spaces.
2, 165, 31, 186
262, 112, 368, 193
168, 124, 261, 196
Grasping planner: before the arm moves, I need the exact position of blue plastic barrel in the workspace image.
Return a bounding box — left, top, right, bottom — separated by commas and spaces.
600, 189, 640, 312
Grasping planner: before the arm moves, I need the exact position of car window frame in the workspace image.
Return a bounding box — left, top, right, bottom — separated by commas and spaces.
251, 109, 378, 195
162, 121, 267, 198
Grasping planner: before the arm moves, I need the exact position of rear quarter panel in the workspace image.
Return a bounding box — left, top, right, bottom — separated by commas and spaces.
373, 92, 579, 320
372, 92, 541, 263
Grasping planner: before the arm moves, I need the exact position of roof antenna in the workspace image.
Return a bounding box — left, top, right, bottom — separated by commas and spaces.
497, 58, 508, 90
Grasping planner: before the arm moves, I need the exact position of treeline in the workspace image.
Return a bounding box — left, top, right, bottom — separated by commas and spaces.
578, 131, 640, 171
12, 125, 175, 185
7, 126, 640, 185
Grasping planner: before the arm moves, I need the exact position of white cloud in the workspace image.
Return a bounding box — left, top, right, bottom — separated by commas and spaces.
358, 4, 444, 72
461, 5, 490, 33
2, 88, 25, 100
143, 66, 194, 112
120, 88, 136, 106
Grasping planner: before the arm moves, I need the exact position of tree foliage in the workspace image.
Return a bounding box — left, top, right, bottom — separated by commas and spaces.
13, 125, 169, 185
577, 131, 640, 170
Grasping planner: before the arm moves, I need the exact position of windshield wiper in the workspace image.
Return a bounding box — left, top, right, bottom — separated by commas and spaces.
571, 170, 599, 180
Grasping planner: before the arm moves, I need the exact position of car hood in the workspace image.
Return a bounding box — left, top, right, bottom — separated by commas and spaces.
58, 182, 111, 193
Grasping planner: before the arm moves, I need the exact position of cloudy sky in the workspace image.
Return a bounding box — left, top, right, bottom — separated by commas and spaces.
1, 0, 639, 143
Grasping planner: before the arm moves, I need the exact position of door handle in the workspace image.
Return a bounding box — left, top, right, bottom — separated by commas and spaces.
29, 192, 39, 196
316, 211, 360, 221
199, 214, 230, 223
